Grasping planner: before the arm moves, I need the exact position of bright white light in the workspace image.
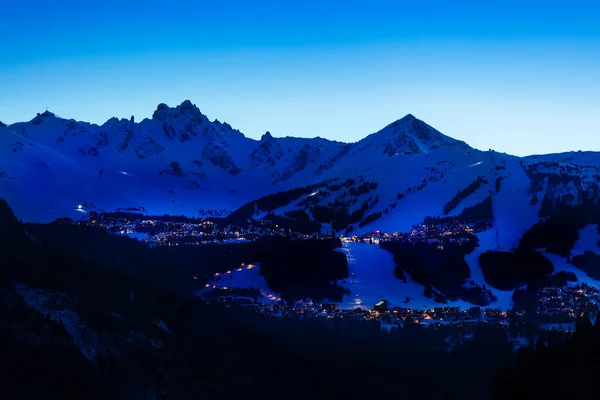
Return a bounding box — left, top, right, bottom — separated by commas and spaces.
468, 161, 484, 168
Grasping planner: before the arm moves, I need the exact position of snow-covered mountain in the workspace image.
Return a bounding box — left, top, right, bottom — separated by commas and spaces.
0, 100, 470, 220
1, 100, 599, 253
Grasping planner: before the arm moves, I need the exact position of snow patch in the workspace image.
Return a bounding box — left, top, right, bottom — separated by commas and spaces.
14, 284, 102, 361
155, 320, 172, 334
572, 224, 599, 256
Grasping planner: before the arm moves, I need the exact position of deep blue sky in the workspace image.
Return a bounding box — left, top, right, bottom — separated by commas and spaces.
2, 0, 600, 155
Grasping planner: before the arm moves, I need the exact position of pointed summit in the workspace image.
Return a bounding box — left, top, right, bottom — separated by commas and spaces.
261, 131, 274, 141
178, 99, 200, 115
388, 113, 420, 129
358, 114, 471, 156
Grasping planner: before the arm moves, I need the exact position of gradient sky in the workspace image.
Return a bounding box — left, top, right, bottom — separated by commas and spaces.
2, 0, 600, 156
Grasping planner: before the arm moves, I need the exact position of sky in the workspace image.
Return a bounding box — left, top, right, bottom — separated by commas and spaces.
1, 0, 600, 156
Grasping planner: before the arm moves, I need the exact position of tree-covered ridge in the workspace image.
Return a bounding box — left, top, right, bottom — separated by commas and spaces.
519, 203, 600, 257
359, 210, 383, 228
225, 181, 332, 223
25, 222, 346, 299
224, 178, 380, 233
443, 176, 488, 215
424, 195, 493, 226
300, 179, 381, 231
259, 238, 349, 302
479, 249, 554, 291
522, 159, 600, 217
380, 239, 495, 306
494, 315, 600, 399
572, 251, 600, 280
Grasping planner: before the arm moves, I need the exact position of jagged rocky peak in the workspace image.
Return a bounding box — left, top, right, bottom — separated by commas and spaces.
251, 131, 283, 169
152, 100, 204, 121
29, 109, 53, 121
29, 109, 59, 125
213, 119, 233, 132
261, 131, 274, 141
104, 116, 132, 126
363, 113, 472, 156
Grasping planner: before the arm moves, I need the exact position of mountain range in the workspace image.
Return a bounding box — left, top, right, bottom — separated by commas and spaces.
2, 100, 600, 254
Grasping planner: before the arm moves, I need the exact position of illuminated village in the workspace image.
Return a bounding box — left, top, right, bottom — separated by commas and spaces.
66, 212, 600, 332
199, 266, 599, 333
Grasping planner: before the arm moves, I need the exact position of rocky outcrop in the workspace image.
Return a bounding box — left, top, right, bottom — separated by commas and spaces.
250, 131, 284, 169
202, 142, 242, 176
133, 135, 165, 159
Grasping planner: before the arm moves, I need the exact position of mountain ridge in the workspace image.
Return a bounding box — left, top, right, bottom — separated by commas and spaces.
4, 100, 596, 158
6, 100, 470, 154
2, 100, 600, 254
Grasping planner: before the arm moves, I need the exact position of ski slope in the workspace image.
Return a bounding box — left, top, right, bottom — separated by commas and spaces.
334, 242, 475, 310
465, 229, 516, 310
542, 224, 600, 286
196, 263, 282, 304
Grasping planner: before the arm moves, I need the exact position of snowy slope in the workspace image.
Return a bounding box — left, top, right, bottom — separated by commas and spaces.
2, 99, 599, 255
335, 242, 475, 310
2, 102, 352, 221
465, 230, 517, 310
0, 102, 474, 222
572, 224, 600, 255
541, 226, 600, 286
14, 284, 106, 361
352, 113, 470, 157
196, 263, 282, 304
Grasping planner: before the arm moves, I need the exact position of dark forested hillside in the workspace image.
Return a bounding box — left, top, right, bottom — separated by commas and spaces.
423, 196, 493, 225
380, 239, 495, 305
479, 249, 554, 290
259, 238, 349, 301
25, 222, 346, 298
519, 203, 600, 257
493, 316, 600, 399
572, 251, 600, 280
